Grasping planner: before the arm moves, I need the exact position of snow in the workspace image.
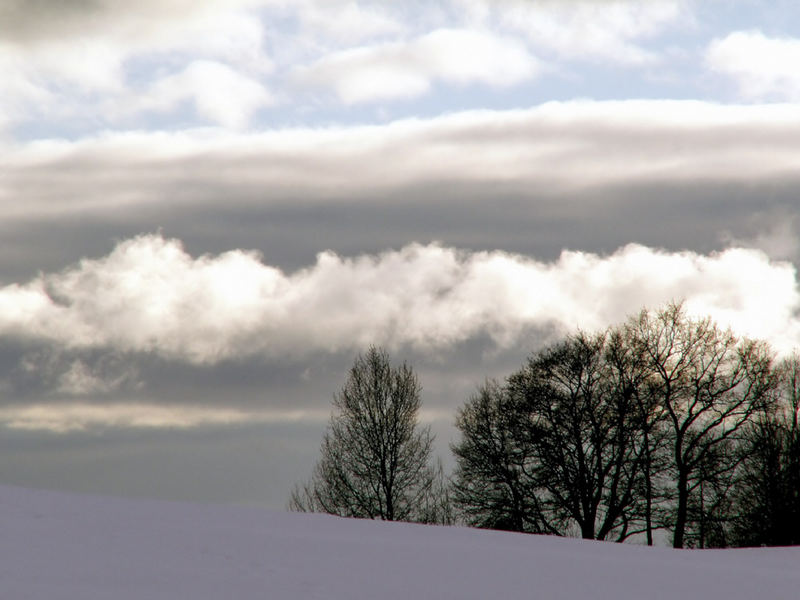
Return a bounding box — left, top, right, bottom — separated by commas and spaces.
1, 484, 798, 600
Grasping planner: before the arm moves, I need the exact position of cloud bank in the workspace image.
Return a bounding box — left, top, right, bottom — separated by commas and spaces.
1, 234, 797, 364
5, 101, 800, 221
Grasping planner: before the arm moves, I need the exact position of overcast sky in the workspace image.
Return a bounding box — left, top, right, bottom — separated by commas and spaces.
1, 0, 799, 508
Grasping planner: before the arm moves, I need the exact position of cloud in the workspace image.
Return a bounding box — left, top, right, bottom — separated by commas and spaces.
0, 38, 126, 133
0, 234, 797, 365
0, 403, 328, 433
0, 0, 270, 45
128, 60, 273, 129
55, 361, 119, 396
54, 358, 142, 396
294, 0, 406, 44
722, 217, 800, 263
0, 0, 273, 132
294, 28, 540, 103
470, 0, 687, 65
706, 30, 800, 101
5, 101, 800, 220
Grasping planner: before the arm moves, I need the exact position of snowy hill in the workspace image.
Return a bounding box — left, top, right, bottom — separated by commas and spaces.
2, 485, 798, 600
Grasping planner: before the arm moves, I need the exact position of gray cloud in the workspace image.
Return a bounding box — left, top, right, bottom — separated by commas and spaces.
0, 331, 539, 508
0, 0, 260, 44
0, 0, 111, 43
5, 102, 800, 222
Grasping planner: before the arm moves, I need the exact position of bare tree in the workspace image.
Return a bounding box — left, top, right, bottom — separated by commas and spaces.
731, 353, 800, 546
451, 380, 550, 533
513, 332, 653, 540
453, 304, 782, 547
452, 332, 652, 540
626, 303, 777, 548
289, 347, 450, 524
604, 327, 672, 545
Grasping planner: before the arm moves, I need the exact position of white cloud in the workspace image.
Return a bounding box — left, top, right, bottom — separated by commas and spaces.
0, 56, 55, 132
706, 30, 800, 101
492, 0, 686, 65
164, 10, 273, 74
295, 28, 540, 104
131, 60, 274, 128
0, 234, 797, 364
0, 0, 274, 131
2, 39, 126, 93
0, 37, 128, 133
294, 0, 406, 44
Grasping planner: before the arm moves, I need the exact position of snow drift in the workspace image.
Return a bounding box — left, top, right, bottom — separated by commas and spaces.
1, 484, 798, 600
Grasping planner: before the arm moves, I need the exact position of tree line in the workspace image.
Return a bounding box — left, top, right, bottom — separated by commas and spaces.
290, 303, 800, 548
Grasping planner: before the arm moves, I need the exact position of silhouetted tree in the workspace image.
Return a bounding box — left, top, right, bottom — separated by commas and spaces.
730, 354, 800, 546
626, 303, 777, 548
683, 439, 738, 548
453, 304, 787, 547
604, 327, 672, 545
450, 380, 550, 533
289, 347, 450, 524
452, 332, 653, 540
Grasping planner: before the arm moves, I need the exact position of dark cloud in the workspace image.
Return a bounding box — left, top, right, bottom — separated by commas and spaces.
0, 337, 535, 508
1, 177, 797, 284
0, 421, 324, 507
0, 0, 231, 44
4, 103, 800, 282
0, 0, 103, 43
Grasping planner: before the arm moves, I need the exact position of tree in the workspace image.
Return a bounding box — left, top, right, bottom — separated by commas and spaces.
730, 354, 800, 546
626, 303, 777, 548
453, 304, 784, 547
289, 347, 450, 524
512, 331, 653, 540
452, 332, 653, 541
603, 326, 672, 545
450, 380, 549, 533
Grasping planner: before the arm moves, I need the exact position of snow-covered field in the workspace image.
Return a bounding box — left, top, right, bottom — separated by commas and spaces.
2, 484, 798, 600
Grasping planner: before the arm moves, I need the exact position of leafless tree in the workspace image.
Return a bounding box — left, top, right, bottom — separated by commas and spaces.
731, 353, 800, 546
451, 380, 550, 533
452, 332, 654, 540
289, 347, 450, 524
453, 304, 782, 547
626, 303, 777, 548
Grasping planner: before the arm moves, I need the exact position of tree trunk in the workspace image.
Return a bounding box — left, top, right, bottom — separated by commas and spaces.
643, 430, 654, 546
581, 522, 596, 539
673, 470, 689, 548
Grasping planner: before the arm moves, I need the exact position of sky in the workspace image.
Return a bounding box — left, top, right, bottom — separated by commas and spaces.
1, 0, 800, 509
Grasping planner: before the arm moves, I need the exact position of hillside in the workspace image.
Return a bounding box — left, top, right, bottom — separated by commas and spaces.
1, 484, 798, 600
